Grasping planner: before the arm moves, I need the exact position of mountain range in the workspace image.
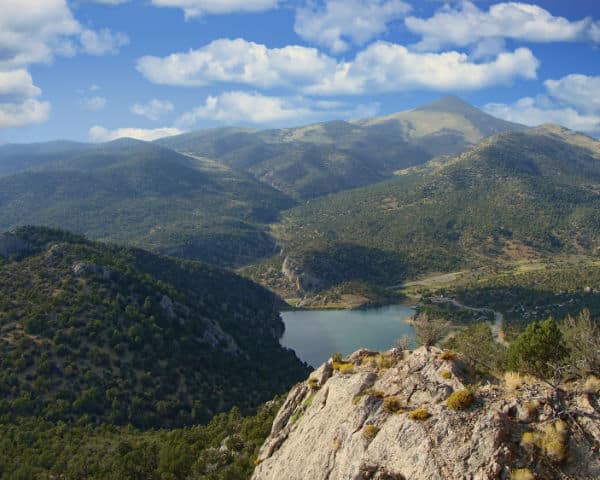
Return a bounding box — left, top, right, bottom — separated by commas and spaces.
273, 124, 600, 293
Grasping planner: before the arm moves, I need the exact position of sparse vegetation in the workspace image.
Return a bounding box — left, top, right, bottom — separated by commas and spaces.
511, 468, 534, 480
445, 389, 475, 410
362, 424, 379, 441
383, 397, 403, 413
408, 408, 431, 420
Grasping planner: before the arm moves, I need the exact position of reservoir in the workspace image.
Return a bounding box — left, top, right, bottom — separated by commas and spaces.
281, 304, 416, 368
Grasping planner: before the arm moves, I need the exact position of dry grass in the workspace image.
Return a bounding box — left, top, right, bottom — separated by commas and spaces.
408, 408, 431, 420
383, 396, 403, 413
440, 369, 452, 379
504, 371, 524, 391
520, 420, 568, 464
584, 375, 600, 394
446, 389, 475, 410
511, 468, 534, 480
439, 351, 456, 361
362, 424, 379, 441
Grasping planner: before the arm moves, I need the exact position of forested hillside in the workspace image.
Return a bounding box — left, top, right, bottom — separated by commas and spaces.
275, 125, 600, 291
158, 97, 524, 200
0, 140, 294, 266
0, 227, 308, 428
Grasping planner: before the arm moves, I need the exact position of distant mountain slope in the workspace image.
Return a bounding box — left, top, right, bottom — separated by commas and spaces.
0, 140, 88, 176
0, 140, 295, 266
274, 125, 600, 291
158, 97, 525, 199
0, 227, 308, 427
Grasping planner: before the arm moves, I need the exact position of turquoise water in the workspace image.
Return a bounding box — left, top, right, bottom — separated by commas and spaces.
281, 305, 416, 368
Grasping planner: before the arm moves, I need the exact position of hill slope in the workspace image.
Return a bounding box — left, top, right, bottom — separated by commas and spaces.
0, 140, 295, 266
0, 227, 308, 428
272, 125, 600, 292
158, 97, 525, 200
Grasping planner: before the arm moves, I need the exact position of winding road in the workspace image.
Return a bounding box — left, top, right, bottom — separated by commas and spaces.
432, 298, 508, 346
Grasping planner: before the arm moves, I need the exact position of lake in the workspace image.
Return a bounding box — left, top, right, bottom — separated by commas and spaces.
280, 304, 416, 368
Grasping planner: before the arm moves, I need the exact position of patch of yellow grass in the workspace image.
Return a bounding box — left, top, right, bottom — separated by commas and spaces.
511, 468, 534, 480
446, 389, 475, 410
362, 424, 379, 441
408, 408, 431, 420
504, 371, 524, 391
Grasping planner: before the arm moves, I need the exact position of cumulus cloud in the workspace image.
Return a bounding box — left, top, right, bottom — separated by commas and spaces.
0, 0, 128, 69
137, 39, 539, 95
307, 44, 539, 95
406, 1, 600, 51
0, 70, 50, 128
0, 0, 128, 129
137, 38, 336, 88
484, 74, 600, 135
295, 0, 411, 53
130, 99, 175, 121
176, 91, 379, 127
88, 126, 184, 142
81, 96, 107, 111
80, 28, 129, 56
150, 0, 279, 19
544, 74, 600, 114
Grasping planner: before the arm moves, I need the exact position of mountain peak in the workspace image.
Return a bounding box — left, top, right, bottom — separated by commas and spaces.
415, 95, 480, 114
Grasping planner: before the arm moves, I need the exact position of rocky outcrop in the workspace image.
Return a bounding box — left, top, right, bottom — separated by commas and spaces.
281, 255, 323, 293
0, 233, 30, 259
71, 261, 115, 280
253, 347, 600, 480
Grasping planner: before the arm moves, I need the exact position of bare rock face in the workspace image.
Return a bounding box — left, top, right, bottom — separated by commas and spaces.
252, 347, 600, 480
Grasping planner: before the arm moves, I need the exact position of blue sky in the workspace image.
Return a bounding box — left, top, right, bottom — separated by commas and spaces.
1, 0, 599, 143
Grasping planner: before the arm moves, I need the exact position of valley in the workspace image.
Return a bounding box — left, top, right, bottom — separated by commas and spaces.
2, 96, 600, 480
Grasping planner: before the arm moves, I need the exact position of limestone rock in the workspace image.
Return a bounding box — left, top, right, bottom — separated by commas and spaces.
252, 347, 600, 480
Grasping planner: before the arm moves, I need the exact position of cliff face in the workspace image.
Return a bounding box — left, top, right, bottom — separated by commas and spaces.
252, 347, 600, 480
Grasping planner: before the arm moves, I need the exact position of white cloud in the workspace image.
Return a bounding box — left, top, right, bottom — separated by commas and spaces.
0, 0, 128, 129
307, 44, 539, 95
484, 97, 600, 134
0, 69, 50, 128
406, 1, 600, 51
0, 0, 81, 69
0, 99, 51, 129
81, 96, 107, 111
138, 38, 539, 95
88, 126, 184, 142
544, 74, 600, 115
130, 99, 174, 121
80, 28, 129, 56
0, 0, 128, 69
176, 91, 379, 127
0, 70, 42, 99
150, 0, 279, 19
137, 38, 336, 88
295, 0, 411, 53
483, 74, 600, 135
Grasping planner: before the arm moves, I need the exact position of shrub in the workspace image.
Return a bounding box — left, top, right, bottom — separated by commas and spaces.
506, 318, 567, 379
382, 396, 402, 413
440, 369, 452, 379
561, 309, 600, 376
511, 468, 534, 480
331, 352, 343, 363
408, 408, 431, 420
414, 314, 450, 347
445, 389, 474, 410
362, 424, 379, 441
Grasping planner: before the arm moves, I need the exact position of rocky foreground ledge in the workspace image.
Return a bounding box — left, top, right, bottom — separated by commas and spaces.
252, 347, 600, 480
